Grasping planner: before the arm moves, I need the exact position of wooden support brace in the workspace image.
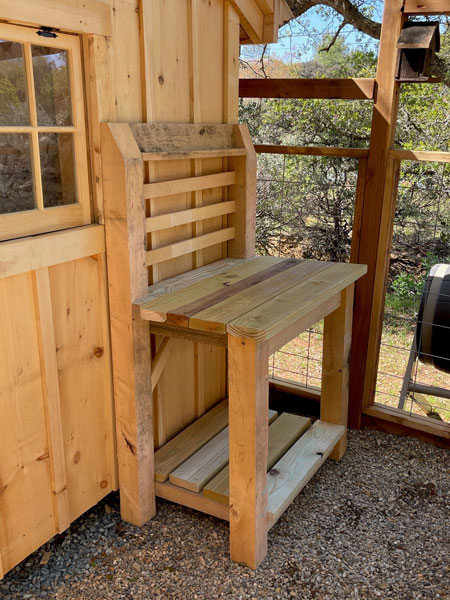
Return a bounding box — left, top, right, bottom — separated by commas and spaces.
151, 337, 174, 392
321, 284, 354, 461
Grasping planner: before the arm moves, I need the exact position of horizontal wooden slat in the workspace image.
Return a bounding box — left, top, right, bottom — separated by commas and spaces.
145, 228, 236, 267
404, 0, 450, 15
140, 256, 282, 321
0, 225, 105, 280
269, 376, 321, 401
144, 172, 236, 199
189, 260, 327, 333
267, 421, 345, 525
169, 410, 278, 493
146, 201, 236, 233
141, 258, 245, 301
363, 404, 450, 440
0, 0, 112, 35
227, 263, 366, 341
155, 481, 229, 521
149, 323, 228, 347
388, 149, 450, 163
142, 148, 247, 161
239, 78, 375, 100
203, 413, 311, 505
130, 123, 236, 153
154, 400, 229, 482
255, 145, 369, 159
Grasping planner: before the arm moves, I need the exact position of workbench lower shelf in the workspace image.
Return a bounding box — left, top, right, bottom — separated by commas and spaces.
153, 401, 345, 528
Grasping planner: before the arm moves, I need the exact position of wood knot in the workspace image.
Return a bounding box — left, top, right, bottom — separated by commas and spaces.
100, 480, 108, 489
74, 451, 81, 464
269, 468, 279, 476
93, 346, 104, 358
158, 75, 164, 84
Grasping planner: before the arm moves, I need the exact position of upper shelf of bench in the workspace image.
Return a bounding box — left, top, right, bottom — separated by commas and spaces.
129, 123, 251, 161
136, 257, 367, 342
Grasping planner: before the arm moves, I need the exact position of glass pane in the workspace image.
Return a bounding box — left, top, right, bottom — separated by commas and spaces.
32, 46, 71, 126
0, 40, 30, 125
0, 134, 35, 213
40, 132, 76, 207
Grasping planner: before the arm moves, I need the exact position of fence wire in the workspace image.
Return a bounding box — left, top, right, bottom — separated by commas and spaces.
257, 153, 450, 424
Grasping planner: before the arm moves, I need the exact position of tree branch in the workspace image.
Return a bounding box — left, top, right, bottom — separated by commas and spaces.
285, 0, 381, 39
319, 19, 347, 51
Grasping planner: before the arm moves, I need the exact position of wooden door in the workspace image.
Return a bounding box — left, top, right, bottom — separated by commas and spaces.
0, 23, 116, 578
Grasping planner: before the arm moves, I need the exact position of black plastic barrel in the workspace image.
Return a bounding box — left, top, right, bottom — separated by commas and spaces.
416, 263, 450, 374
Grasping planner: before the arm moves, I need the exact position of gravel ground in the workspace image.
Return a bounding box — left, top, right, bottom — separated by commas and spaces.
1, 429, 449, 600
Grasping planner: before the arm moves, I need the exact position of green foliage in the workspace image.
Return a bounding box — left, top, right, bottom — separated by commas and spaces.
240, 35, 450, 299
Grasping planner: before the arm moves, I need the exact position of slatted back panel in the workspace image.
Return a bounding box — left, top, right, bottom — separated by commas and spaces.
129, 123, 256, 285
101, 122, 256, 448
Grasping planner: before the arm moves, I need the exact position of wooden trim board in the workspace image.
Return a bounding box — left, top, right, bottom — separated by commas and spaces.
0, 0, 112, 36
0, 225, 105, 280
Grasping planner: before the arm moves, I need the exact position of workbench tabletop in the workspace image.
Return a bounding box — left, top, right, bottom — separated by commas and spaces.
139, 257, 366, 341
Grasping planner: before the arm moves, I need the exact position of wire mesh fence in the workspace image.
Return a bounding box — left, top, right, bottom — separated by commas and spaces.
256, 152, 359, 390
375, 161, 450, 423
257, 152, 450, 424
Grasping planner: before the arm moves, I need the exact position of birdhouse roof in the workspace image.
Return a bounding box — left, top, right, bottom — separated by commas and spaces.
397, 21, 440, 51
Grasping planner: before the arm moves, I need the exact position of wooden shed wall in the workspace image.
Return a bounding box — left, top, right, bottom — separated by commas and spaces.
0, 0, 241, 575
87, 0, 241, 448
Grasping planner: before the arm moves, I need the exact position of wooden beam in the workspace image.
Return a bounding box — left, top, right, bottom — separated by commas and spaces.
239, 78, 375, 100
229, 0, 264, 43
0, 0, 112, 36
404, 0, 450, 15
101, 122, 155, 527
363, 404, 450, 442
0, 225, 105, 280
388, 149, 450, 162
254, 0, 274, 14
254, 144, 369, 159
148, 322, 228, 348
155, 481, 229, 521
348, 1, 406, 429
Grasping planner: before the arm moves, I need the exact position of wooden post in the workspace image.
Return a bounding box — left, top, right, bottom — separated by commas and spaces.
228, 335, 269, 569
101, 122, 156, 527
348, 0, 406, 428
321, 285, 354, 461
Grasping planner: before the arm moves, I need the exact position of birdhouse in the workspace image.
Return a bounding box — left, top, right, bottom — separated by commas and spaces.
396, 21, 440, 82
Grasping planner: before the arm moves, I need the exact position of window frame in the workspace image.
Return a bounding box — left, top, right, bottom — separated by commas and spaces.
0, 23, 91, 241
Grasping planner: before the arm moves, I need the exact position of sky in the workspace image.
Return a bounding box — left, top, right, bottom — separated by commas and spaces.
240, 3, 384, 64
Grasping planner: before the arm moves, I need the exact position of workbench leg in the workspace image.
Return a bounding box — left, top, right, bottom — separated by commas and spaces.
228, 335, 269, 569
321, 284, 355, 461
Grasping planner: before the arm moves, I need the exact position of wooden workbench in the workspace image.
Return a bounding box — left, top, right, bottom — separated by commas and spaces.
138, 256, 366, 568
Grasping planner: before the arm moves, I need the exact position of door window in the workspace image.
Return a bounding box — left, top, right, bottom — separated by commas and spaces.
0, 24, 90, 241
